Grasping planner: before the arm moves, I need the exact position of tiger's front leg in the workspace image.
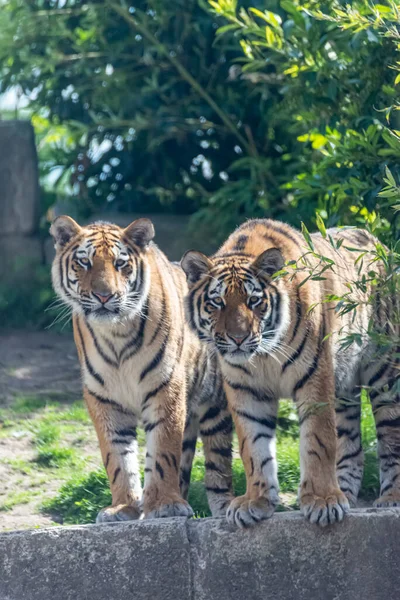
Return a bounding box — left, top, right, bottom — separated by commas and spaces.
296, 367, 350, 526
84, 388, 142, 523
142, 379, 194, 519
225, 385, 280, 528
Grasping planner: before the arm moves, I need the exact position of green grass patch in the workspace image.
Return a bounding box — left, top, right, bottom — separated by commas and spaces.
42, 469, 112, 524
0, 490, 35, 512
35, 446, 78, 468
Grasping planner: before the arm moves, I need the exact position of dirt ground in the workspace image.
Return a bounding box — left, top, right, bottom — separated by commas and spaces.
0, 330, 93, 531
0, 330, 81, 404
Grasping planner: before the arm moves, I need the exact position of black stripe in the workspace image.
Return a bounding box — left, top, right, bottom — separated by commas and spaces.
200, 417, 233, 436
261, 457, 272, 469
144, 418, 165, 433
314, 433, 328, 453
369, 363, 391, 387
224, 361, 251, 376
104, 452, 110, 470
114, 428, 137, 438
180, 468, 191, 484
337, 427, 354, 438
86, 321, 118, 367
112, 438, 135, 445
205, 461, 224, 474
288, 289, 302, 345
162, 453, 171, 467
85, 387, 134, 415
155, 461, 164, 479
376, 416, 400, 429
77, 320, 105, 386
171, 454, 178, 472
199, 405, 221, 423
140, 335, 169, 381
182, 438, 197, 452
308, 450, 321, 461
142, 382, 167, 409
282, 326, 309, 373
212, 446, 232, 458
293, 316, 325, 392
119, 302, 149, 361
205, 486, 230, 494
253, 432, 273, 443
225, 381, 270, 402
263, 220, 302, 247
148, 284, 167, 345
233, 234, 248, 251
234, 409, 277, 430
112, 468, 121, 484
337, 445, 362, 467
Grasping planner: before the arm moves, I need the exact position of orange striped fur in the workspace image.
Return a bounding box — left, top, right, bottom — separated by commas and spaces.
182, 218, 400, 527
50, 216, 233, 522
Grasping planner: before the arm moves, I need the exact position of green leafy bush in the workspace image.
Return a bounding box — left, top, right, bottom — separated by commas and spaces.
0, 1, 398, 245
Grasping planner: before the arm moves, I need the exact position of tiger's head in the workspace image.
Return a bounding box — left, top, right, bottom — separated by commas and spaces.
50, 215, 155, 324
181, 248, 290, 364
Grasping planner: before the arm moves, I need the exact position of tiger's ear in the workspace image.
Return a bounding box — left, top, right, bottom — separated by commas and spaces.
253, 247, 284, 277
181, 250, 212, 285
50, 215, 81, 248
124, 218, 155, 249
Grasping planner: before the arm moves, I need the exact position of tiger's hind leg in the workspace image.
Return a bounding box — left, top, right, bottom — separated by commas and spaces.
335, 389, 364, 507
198, 392, 234, 518
180, 411, 199, 502
370, 377, 400, 507
84, 389, 142, 524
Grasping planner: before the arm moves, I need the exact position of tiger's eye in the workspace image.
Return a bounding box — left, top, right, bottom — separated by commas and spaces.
79, 257, 90, 267
213, 296, 223, 305
115, 258, 127, 268
249, 295, 260, 306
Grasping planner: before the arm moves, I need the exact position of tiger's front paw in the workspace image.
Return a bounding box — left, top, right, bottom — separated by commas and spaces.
374, 490, 400, 508
145, 500, 194, 519
300, 489, 349, 527
143, 488, 194, 520
96, 503, 141, 524
226, 495, 276, 529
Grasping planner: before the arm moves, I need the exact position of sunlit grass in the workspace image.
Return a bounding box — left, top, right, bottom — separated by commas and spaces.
1, 394, 381, 525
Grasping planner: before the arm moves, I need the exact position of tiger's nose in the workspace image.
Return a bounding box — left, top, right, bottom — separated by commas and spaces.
93, 292, 113, 304
227, 333, 248, 346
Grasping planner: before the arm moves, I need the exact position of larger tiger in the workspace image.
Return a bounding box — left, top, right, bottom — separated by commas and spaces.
50, 216, 233, 522
182, 218, 400, 527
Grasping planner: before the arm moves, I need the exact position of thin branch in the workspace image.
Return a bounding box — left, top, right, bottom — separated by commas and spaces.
108, 1, 252, 154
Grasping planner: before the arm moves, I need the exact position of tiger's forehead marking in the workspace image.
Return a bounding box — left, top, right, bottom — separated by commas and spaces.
76, 227, 129, 259
208, 262, 263, 297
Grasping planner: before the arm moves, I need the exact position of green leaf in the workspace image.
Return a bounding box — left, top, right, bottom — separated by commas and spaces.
249, 8, 281, 27
301, 222, 314, 251
316, 214, 327, 238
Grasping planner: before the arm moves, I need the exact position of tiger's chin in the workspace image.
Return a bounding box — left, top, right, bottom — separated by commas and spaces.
85, 307, 122, 325
221, 349, 256, 365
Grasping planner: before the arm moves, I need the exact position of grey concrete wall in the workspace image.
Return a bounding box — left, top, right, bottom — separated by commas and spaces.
1, 509, 399, 600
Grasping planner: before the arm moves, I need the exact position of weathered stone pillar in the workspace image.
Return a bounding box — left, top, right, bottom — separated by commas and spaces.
0, 120, 42, 276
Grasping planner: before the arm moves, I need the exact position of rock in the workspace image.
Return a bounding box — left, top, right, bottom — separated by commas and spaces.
0, 519, 191, 600
0, 121, 40, 235
0, 509, 399, 600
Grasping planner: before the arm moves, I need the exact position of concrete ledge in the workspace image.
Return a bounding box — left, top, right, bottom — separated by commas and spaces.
1, 509, 399, 600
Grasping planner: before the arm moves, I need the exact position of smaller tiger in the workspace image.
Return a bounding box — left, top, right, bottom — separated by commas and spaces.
182, 218, 400, 527
50, 216, 233, 522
